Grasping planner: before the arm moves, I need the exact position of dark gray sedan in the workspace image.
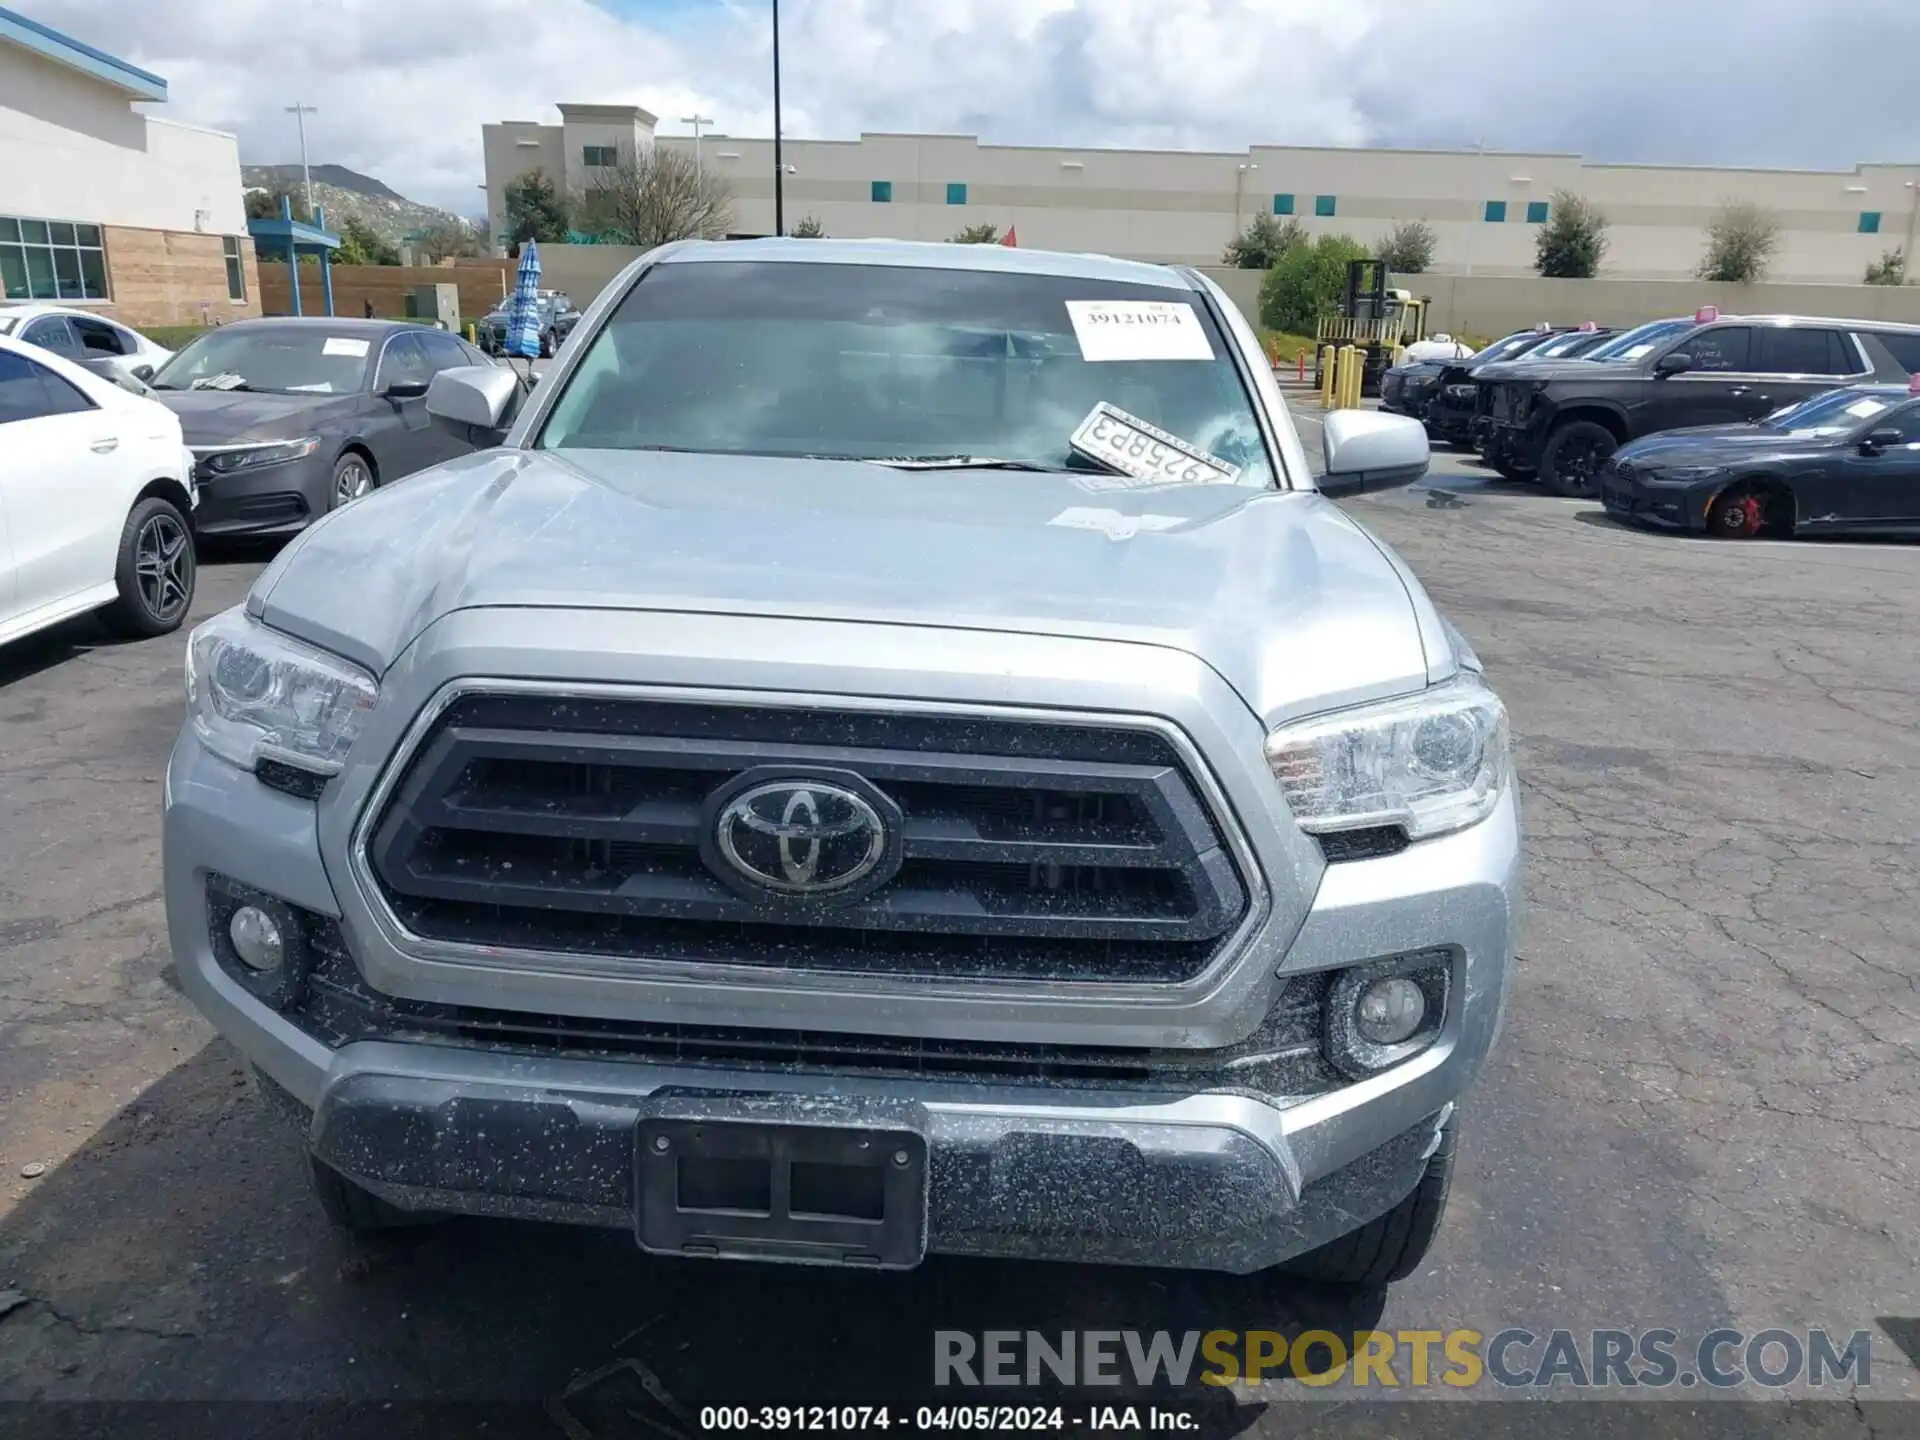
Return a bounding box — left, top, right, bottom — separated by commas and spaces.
148, 318, 497, 538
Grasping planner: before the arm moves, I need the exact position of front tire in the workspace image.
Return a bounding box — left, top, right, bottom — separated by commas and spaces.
1539, 420, 1618, 498
327, 452, 375, 512
101, 495, 195, 637
1707, 486, 1771, 539
1282, 1114, 1456, 1288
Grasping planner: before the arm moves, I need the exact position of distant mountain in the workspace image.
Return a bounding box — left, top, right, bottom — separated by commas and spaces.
242, 164, 478, 249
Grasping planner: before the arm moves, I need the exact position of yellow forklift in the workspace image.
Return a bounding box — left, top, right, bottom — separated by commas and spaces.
1313, 260, 1429, 397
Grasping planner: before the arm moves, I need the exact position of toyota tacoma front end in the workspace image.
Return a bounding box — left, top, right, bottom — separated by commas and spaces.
163, 238, 1520, 1285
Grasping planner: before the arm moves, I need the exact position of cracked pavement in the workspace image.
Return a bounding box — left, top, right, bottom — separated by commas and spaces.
0, 442, 1915, 1433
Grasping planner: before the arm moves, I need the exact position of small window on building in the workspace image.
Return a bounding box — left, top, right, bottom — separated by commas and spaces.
1526, 200, 1550, 225
1859, 211, 1882, 234
946, 183, 967, 206
0, 213, 110, 300
582, 145, 617, 168
1314, 195, 1337, 217
871, 180, 893, 203
223, 236, 245, 301
1484, 200, 1507, 223
1272, 193, 1295, 216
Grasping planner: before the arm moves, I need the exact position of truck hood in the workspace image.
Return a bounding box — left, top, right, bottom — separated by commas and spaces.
1480, 358, 1643, 383
250, 448, 1441, 726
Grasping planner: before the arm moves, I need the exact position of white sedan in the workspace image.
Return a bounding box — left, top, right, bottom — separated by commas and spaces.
0, 303, 174, 389
0, 333, 198, 648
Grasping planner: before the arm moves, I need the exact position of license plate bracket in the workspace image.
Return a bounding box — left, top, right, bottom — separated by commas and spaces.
636, 1117, 928, 1269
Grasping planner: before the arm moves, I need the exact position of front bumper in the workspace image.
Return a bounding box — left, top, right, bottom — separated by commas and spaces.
1597, 464, 1710, 530
162, 615, 1520, 1274
189, 452, 330, 537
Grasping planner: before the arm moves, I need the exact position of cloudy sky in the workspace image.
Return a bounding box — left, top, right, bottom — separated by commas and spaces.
28, 0, 1920, 215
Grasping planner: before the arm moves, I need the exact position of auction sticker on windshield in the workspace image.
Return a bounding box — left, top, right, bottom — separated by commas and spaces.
322, 337, 370, 358
1065, 301, 1215, 362
1070, 402, 1241, 489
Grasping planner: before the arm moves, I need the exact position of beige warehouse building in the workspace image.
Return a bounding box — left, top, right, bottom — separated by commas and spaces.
484, 106, 1919, 285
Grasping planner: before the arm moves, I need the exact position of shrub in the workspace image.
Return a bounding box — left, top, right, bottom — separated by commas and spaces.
1258, 234, 1371, 336
1698, 202, 1781, 283
1534, 191, 1609, 278
1222, 214, 1307, 269
1379, 219, 1437, 274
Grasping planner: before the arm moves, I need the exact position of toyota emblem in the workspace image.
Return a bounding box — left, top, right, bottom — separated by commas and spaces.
713, 778, 890, 896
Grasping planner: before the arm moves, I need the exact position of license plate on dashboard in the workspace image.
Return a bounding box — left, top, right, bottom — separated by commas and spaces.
1069, 403, 1241, 490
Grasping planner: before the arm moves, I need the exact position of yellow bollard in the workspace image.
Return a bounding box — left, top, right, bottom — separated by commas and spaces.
1348, 346, 1364, 409
1319, 345, 1337, 406
1336, 346, 1356, 409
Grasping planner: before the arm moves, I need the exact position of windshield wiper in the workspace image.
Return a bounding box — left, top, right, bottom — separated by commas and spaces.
859, 454, 1122, 476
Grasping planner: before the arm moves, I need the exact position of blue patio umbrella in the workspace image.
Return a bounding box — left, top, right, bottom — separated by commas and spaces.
504, 240, 543, 360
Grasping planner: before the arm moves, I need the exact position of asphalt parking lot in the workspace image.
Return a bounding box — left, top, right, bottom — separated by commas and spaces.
0, 416, 1915, 1436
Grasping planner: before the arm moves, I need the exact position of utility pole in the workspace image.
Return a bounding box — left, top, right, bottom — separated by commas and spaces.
682, 113, 714, 175
772, 0, 785, 236
285, 104, 319, 218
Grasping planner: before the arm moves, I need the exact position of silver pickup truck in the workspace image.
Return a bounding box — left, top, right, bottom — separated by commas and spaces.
163, 238, 1519, 1287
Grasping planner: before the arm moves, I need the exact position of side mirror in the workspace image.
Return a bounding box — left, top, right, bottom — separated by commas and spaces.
1654, 352, 1692, 377
383, 378, 431, 400
1861, 426, 1903, 453
1314, 410, 1429, 498
426, 365, 521, 432
131, 363, 155, 383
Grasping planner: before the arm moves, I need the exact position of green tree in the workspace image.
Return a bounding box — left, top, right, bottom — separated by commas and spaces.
335, 215, 400, 266
1258, 233, 1371, 336
1221, 213, 1306, 269
790, 214, 827, 238
1697, 201, 1780, 283
502, 169, 571, 250
1864, 247, 1907, 286
950, 222, 1001, 244
410, 220, 483, 262
1534, 190, 1609, 278
1378, 219, 1437, 275
244, 186, 308, 224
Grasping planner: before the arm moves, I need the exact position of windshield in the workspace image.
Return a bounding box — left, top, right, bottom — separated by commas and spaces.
1534, 331, 1604, 359
1760, 388, 1899, 436
151, 327, 374, 394
538, 261, 1275, 486
1586, 318, 1695, 363
1471, 332, 1551, 364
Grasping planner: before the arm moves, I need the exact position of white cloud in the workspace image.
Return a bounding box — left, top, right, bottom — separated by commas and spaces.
22, 0, 1920, 212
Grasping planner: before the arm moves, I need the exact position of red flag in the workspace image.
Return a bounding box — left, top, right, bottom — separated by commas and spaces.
1001, 225, 1018, 247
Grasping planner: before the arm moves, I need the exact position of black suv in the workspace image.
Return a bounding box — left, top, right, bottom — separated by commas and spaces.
1480, 314, 1920, 496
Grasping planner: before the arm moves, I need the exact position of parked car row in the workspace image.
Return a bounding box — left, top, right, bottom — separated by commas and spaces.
0, 314, 511, 652
1382, 309, 1920, 538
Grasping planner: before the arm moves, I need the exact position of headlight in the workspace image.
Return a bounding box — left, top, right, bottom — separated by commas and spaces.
205, 438, 320, 473
1647, 465, 1722, 482
185, 608, 377, 776
1446, 383, 1476, 398
1264, 673, 1510, 841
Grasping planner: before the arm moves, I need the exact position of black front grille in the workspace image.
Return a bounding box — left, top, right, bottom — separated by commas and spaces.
289, 916, 1335, 1092
366, 695, 1252, 984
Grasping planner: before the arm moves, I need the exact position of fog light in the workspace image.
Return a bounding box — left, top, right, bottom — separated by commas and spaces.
228, 905, 285, 972
1354, 976, 1426, 1045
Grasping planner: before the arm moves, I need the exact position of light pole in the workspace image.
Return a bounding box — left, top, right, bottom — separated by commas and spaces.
1233, 162, 1258, 243
772, 0, 785, 236
1462, 137, 1486, 277
285, 104, 319, 217
1904, 180, 1918, 283
682, 113, 714, 175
